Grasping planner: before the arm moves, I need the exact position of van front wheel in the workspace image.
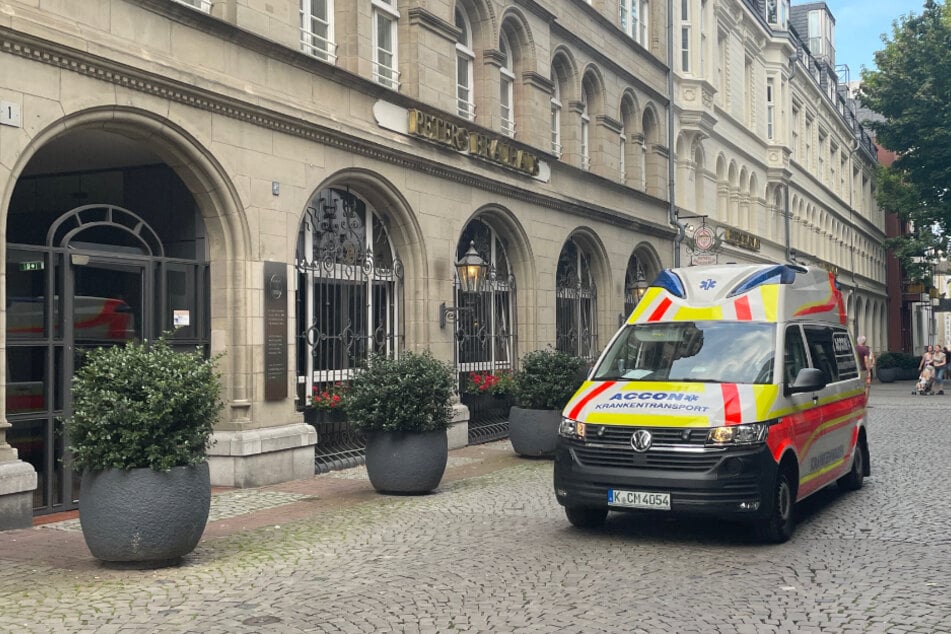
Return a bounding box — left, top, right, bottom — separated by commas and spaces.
754, 468, 795, 544
564, 505, 607, 529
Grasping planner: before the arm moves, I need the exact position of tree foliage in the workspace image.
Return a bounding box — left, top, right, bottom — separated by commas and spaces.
860, 0, 951, 275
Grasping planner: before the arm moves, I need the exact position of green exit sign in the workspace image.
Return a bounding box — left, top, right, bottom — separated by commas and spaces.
19, 261, 44, 271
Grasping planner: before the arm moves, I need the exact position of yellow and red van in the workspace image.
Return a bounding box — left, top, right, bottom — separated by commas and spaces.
554, 264, 870, 542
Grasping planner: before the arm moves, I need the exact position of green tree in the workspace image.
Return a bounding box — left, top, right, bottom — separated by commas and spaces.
860, 0, 951, 279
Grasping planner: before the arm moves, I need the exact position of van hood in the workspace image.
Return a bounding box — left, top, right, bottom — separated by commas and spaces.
562, 381, 783, 428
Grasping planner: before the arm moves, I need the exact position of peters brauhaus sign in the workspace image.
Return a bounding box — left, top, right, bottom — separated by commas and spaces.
407, 109, 540, 177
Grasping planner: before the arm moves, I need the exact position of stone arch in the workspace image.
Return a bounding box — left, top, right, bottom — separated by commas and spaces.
555, 227, 611, 359
2, 106, 252, 417
715, 153, 727, 222
619, 89, 642, 188
641, 104, 665, 197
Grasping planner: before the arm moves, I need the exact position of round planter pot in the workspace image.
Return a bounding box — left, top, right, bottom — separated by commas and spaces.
364, 429, 448, 494
876, 367, 897, 383
79, 462, 211, 567
508, 406, 561, 457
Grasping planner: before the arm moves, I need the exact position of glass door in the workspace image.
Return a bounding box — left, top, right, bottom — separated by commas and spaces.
59, 255, 149, 508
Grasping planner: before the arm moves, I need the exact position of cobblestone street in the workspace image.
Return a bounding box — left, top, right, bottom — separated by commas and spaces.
0, 380, 949, 633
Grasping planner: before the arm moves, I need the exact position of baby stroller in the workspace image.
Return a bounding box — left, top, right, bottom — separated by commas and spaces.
913, 364, 935, 395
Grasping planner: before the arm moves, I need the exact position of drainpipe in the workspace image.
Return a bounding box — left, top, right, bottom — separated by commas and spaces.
668, 0, 685, 266
784, 52, 800, 264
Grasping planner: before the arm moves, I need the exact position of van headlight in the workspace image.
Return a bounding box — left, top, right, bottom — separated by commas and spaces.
706, 421, 771, 446
559, 418, 586, 439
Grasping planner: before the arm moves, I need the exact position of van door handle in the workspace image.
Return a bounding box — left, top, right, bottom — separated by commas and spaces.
812, 393, 819, 406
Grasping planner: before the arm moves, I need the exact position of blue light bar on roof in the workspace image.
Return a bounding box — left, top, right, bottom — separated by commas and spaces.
651, 270, 686, 299
727, 265, 801, 298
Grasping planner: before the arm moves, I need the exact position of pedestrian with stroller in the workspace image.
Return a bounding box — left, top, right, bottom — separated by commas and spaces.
856, 335, 872, 401
933, 345, 946, 394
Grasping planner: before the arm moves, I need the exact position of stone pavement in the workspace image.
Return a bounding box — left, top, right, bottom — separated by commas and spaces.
0, 379, 948, 633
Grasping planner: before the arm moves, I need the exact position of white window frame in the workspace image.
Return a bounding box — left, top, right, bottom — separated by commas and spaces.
639, 0, 650, 46
172, 0, 211, 11
619, 127, 626, 182
500, 33, 516, 138
455, 9, 476, 120
581, 91, 590, 171
300, 0, 336, 63
766, 77, 775, 141
680, 0, 690, 73
372, 0, 400, 90
551, 79, 562, 157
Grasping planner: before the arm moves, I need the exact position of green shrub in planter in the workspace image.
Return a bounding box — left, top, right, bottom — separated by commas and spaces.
512, 348, 588, 411
509, 349, 587, 457
69, 337, 223, 471
346, 351, 455, 433
68, 336, 223, 566
346, 351, 455, 494
873, 352, 900, 370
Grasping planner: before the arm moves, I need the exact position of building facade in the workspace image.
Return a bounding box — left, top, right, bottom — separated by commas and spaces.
0, 0, 882, 528
671, 0, 885, 345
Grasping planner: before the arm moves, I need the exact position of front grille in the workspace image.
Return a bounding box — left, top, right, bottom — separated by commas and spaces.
572, 425, 722, 472
584, 424, 708, 446
572, 445, 721, 471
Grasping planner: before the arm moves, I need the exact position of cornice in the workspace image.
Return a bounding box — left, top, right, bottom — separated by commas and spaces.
0, 26, 668, 237
407, 8, 459, 43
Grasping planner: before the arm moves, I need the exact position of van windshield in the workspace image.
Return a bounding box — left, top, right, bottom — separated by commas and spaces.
591, 321, 776, 384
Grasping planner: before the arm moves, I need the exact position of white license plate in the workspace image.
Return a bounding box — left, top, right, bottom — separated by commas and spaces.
608, 489, 670, 510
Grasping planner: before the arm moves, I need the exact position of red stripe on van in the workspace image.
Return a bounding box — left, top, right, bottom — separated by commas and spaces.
721, 384, 742, 424
648, 298, 672, 322
734, 296, 752, 320
567, 381, 617, 420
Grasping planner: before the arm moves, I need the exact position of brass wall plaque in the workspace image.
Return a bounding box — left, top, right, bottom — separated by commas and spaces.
264, 261, 287, 401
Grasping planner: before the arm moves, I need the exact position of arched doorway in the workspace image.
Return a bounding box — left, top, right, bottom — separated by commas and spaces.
555, 237, 598, 361
453, 218, 516, 443
295, 186, 404, 471
6, 130, 210, 515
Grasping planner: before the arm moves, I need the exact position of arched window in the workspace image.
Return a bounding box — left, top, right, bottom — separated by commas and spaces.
295, 188, 403, 406
623, 253, 649, 317
551, 74, 562, 156
455, 7, 475, 120
580, 90, 590, 171
499, 32, 516, 137
556, 239, 598, 360
454, 219, 516, 440
454, 219, 515, 370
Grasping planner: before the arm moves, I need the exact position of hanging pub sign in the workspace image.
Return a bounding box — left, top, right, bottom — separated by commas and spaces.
687, 223, 720, 266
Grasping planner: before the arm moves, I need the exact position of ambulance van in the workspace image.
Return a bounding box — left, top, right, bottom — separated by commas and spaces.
553, 264, 870, 542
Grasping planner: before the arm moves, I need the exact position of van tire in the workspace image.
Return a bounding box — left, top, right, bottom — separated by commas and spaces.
564, 506, 607, 529
837, 438, 866, 491
754, 468, 795, 544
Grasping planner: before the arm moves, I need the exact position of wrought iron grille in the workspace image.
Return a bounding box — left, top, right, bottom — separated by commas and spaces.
555, 240, 598, 361
295, 188, 403, 471
453, 220, 517, 444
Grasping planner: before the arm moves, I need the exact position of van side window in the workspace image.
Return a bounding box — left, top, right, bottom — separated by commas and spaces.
804, 325, 840, 384
784, 325, 808, 383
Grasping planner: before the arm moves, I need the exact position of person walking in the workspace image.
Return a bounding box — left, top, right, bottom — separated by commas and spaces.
932, 344, 947, 395
856, 335, 872, 401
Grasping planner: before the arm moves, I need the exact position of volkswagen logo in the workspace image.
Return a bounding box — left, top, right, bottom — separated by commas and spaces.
630, 429, 652, 453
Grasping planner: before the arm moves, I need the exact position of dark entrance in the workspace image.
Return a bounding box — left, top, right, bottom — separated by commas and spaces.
6, 145, 209, 516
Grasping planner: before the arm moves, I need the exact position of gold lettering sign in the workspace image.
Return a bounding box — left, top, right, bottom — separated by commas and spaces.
723, 228, 761, 252
407, 109, 539, 176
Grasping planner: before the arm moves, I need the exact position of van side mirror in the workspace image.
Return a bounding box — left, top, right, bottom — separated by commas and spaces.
786, 367, 827, 394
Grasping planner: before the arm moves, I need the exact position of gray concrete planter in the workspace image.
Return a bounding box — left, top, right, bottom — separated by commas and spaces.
79, 462, 211, 567
365, 429, 448, 494
508, 407, 561, 457
876, 367, 897, 383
